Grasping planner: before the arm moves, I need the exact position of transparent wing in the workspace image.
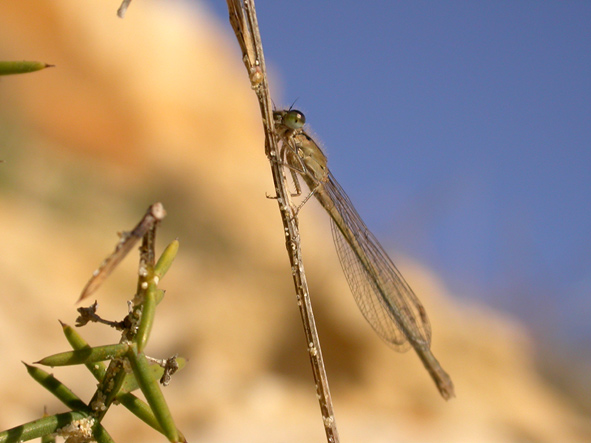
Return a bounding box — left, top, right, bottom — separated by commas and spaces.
322, 172, 432, 351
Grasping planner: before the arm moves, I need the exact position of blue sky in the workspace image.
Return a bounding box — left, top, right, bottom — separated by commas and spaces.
201, 1, 591, 355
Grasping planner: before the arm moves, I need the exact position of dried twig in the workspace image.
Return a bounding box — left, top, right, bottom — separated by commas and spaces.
226, 1, 339, 441
78, 203, 166, 302
117, 0, 133, 18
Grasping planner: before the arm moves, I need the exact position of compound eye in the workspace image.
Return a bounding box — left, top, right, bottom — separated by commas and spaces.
283, 109, 306, 130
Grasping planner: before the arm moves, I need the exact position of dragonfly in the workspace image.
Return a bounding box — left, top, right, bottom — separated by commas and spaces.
273, 109, 455, 400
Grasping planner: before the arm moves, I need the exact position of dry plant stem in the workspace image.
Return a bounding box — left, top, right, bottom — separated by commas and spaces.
86, 205, 166, 423
227, 1, 340, 441
78, 202, 166, 302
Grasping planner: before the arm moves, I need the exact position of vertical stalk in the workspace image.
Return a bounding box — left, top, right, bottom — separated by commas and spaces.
226, 1, 340, 441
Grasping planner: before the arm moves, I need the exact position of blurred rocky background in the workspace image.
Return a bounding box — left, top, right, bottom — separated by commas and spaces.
0, 1, 588, 441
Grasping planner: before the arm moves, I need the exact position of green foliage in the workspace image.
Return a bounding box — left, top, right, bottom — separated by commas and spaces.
0, 61, 53, 76
0, 205, 186, 443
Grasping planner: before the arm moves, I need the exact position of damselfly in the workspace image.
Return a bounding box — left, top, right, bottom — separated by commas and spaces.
274, 109, 455, 400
